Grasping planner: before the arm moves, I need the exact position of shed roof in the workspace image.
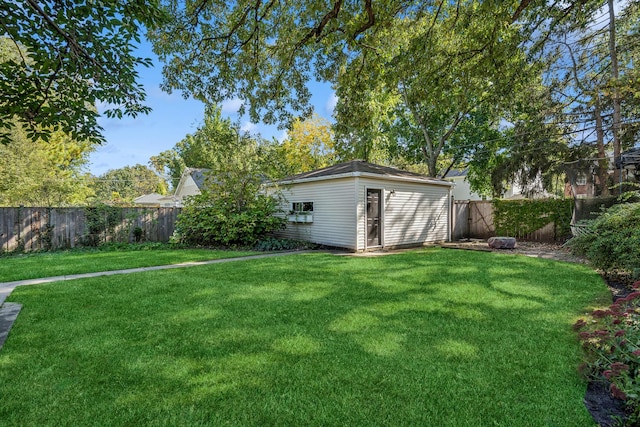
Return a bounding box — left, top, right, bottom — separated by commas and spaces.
281, 160, 453, 186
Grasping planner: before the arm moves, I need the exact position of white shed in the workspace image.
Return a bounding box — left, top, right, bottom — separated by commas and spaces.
274, 160, 453, 251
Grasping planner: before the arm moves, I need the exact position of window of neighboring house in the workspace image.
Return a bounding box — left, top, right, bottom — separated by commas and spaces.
292, 202, 313, 213
576, 174, 587, 186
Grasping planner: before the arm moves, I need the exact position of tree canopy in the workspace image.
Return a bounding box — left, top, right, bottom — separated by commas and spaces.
91, 164, 168, 205
149, 1, 560, 179
0, 1, 166, 145
0, 121, 95, 206
279, 114, 335, 175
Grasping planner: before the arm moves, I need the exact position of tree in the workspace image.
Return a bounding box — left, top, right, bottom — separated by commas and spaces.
0, 2, 166, 145
334, 4, 535, 177
91, 164, 168, 205
150, 1, 547, 127
150, 1, 549, 177
150, 105, 252, 188
150, 0, 636, 189
168, 107, 286, 246
535, 0, 640, 196
0, 121, 95, 206
279, 114, 335, 174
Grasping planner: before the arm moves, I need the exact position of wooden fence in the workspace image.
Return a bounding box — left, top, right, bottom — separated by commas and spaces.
452, 200, 562, 242
0, 207, 181, 253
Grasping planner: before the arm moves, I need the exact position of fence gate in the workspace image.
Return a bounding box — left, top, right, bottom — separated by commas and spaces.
452, 201, 470, 240
469, 201, 495, 239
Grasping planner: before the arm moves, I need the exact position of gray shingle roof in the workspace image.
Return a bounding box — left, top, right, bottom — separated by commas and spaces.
284, 160, 449, 183
189, 168, 209, 189
444, 168, 468, 178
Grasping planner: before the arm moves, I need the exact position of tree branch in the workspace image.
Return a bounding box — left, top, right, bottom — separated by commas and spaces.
353, 0, 375, 38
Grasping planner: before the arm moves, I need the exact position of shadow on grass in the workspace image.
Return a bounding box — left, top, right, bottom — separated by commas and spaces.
0, 249, 608, 426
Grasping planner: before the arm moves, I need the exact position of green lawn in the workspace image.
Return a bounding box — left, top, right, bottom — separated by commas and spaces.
0, 249, 609, 426
0, 248, 258, 282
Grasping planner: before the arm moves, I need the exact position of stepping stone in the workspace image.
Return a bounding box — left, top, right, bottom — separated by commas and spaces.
488, 236, 517, 249
0, 303, 22, 351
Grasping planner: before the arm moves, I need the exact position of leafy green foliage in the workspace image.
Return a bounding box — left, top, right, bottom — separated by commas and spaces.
568, 202, 640, 274
0, 4, 166, 145
574, 284, 640, 425
83, 204, 122, 247
149, 106, 287, 188
253, 237, 318, 252
167, 106, 287, 246
91, 164, 168, 205
175, 193, 285, 247
338, 6, 532, 177
0, 120, 96, 206
492, 199, 573, 239
279, 114, 336, 175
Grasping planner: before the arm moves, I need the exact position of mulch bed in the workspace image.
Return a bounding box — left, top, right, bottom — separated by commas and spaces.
586, 274, 635, 427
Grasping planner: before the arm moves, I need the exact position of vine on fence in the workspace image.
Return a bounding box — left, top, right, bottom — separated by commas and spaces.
84, 204, 122, 246
492, 199, 573, 239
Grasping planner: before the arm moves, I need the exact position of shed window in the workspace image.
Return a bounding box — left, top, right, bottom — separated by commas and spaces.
576, 174, 587, 186
292, 202, 314, 213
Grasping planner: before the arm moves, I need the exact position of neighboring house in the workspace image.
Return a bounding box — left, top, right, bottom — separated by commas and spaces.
564, 172, 597, 199
444, 168, 487, 201
503, 174, 551, 199
134, 168, 209, 208
172, 168, 209, 207
273, 160, 453, 252
133, 193, 177, 207
445, 168, 550, 200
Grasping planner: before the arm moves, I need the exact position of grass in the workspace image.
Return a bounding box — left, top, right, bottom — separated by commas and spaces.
0, 247, 258, 282
0, 248, 610, 426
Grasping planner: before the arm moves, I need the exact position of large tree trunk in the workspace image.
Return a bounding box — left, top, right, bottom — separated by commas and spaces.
608, 0, 622, 190
594, 97, 610, 196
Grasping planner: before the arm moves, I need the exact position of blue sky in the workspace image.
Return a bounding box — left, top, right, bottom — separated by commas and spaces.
90, 39, 337, 176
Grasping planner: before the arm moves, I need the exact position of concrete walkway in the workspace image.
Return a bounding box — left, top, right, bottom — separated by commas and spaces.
0, 251, 314, 351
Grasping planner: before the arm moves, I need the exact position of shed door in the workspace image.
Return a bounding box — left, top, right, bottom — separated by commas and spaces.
366, 189, 382, 247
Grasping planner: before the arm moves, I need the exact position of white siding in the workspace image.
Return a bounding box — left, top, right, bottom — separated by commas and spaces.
447, 177, 487, 201
357, 177, 450, 250
178, 176, 201, 199
276, 179, 358, 250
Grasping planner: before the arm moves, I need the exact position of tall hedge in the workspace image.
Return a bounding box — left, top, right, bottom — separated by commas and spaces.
492, 199, 574, 240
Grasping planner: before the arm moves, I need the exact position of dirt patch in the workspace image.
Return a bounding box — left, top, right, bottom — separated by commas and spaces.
440, 239, 586, 264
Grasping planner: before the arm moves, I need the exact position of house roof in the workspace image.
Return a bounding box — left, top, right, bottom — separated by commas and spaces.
444, 168, 468, 178
185, 168, 209, 190
134, 193, 165, 204
280, 160, 453, 186
173, 168, 209, 196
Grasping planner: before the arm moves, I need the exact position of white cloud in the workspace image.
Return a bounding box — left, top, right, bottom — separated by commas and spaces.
325, 92, 338, 114
241, 121, 258, 133
221, 98, 244, 114
277, 129, 288, 142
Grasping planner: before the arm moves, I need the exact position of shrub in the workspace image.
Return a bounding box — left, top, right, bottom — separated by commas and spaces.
174, 193, 286, 247
575, 282, 640, 425
83, 204, 122, 246
568, 202, 640, 274
253, 237, 318, 251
